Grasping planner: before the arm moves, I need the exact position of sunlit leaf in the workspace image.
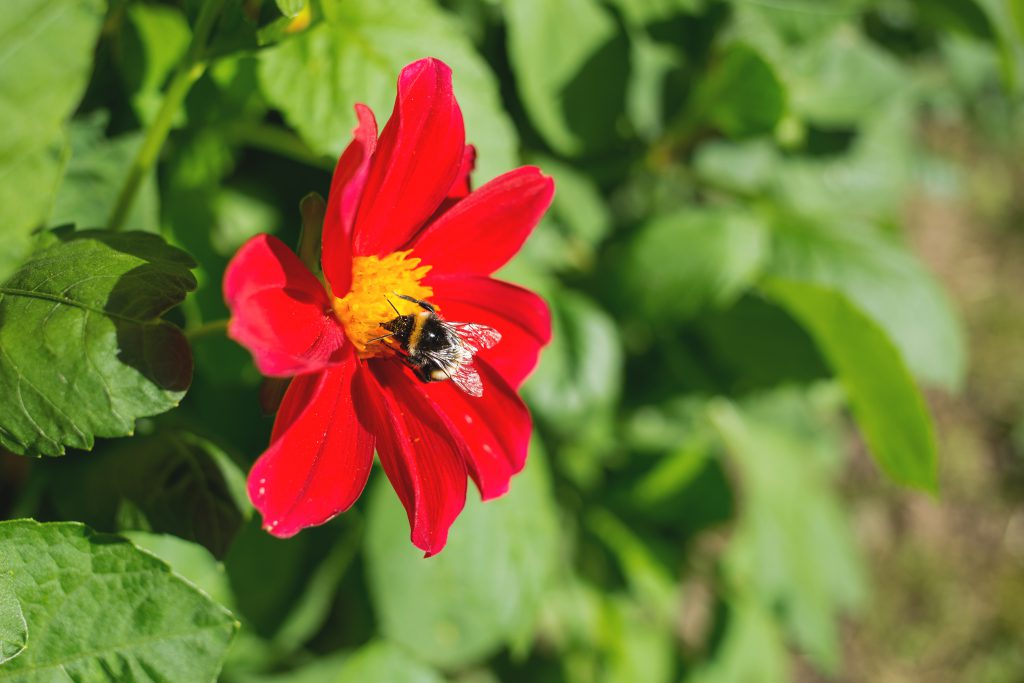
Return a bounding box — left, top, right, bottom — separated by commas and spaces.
763, 278, 938, 489
0, 229, 196, 456
0, 520, 237, 682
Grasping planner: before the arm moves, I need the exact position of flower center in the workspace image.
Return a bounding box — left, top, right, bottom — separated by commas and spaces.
332, 250, 433, 358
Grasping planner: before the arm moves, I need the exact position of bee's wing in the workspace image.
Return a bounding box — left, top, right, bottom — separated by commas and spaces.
449, 359, 484, 397
447, 322, 501, 355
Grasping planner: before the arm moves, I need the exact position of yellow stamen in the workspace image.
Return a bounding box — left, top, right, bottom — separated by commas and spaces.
332, 251, 433, 358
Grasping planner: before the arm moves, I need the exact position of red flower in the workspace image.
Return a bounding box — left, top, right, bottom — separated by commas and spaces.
223, 58, 554, 555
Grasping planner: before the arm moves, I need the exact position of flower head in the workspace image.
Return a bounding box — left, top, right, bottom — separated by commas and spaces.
223, 58, 554, 555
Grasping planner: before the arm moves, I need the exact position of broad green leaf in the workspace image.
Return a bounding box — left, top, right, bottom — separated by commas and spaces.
626, 31, 684, 138
625, 207, 768, 321
0, 520, 237, 682
0, 0, 106, 281
365, 448, 560, 669
0, 229, 196, 456
762, 278, 938, 489
769, 217, 966, 390
729, 0, 870, 43
45, 432, 249, 558
503, 0, 622, 155
685, 44, 786, 138
914, 0, 996, 41
50, 113, 161, 233
693, 138, 779, 195
709, 393, 866, 671
0, 572, 27, 664
609, 0, 702, 25
123, 532, 236, 609
258, 0, 516, 183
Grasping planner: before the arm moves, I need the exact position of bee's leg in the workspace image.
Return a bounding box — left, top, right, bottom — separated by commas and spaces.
394, 292, 435, 313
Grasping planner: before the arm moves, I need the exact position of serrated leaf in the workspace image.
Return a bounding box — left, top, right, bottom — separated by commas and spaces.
762, 278, 938, 489
0, 229, 197, 456
258, 0, 516, 183
0, 0, 107, 281
45, 431, 249, 558
0, 520, 237, 683
0, 571, 27, 665
503, 0, 623, 155
50, 112, 161, 233
365, 448, 559, 669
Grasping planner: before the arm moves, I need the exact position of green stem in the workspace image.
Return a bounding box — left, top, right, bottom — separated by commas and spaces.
107, 0, 228, 232
185, 318, 229, 342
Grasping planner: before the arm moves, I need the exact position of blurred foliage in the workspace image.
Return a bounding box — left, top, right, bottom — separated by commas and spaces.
1, 0, 1022, 680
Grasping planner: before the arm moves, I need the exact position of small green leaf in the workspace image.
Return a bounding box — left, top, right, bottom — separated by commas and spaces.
503, 0, 622, 155
0, 572, 27, 665
625, 207, 768, 321
275, 0, 307, 19
762, 278, 938, 489
258, 0, 517, 183
0, 229, 197, 456
0, 520, 237, 683
0, 0, 106, 281
365, 449, 560, 669
50, 113, 161, 233
120, 3, 192, 125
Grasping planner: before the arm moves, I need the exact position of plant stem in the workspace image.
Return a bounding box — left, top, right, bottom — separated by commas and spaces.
185, 318, 229, 342
107, 0, 228, 232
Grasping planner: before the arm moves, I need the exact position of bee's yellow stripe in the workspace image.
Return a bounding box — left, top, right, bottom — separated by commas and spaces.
407, 312, 429, 354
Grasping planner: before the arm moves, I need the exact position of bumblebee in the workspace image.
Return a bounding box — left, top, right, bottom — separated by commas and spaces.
375, 294, 501, 397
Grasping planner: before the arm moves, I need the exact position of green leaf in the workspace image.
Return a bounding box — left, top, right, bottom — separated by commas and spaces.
709, 392, 866, 671
49, 112, 161, 233
365, 448, 560, 669
0, 572, 27, 665
685, 598, 790, 683
0, 520, 237, 682
769, 217, 966, 390
237, 643, 443, 683
762, 278, 938, 489
625, 207, 769, 321
45, 432, 249, 558
609, 0, 702, 25
523, 289, 623, 431
0, 0, 106, 281
120, 3, 192, 125
123, 531, 236, 609
503, 0, 622, 155
258, 0, 517, 183
0, 229, 197, 456
685, 44, 786, 138
275, 0, 307, 19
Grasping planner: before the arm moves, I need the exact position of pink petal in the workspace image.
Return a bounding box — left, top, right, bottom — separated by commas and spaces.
224, 234, 347, 377
359, 361, 468, 556
249, 357, 375, 537
410, 166, 554, 276
428, 275, 551, 388
422, 359, 531, 500
322, 104, 378, 298
353, 58, 465, 256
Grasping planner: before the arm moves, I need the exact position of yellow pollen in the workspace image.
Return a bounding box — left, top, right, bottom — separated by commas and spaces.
332, 251, 433, 358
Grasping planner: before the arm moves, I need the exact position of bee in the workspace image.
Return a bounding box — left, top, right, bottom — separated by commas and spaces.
373, 294, 501, 397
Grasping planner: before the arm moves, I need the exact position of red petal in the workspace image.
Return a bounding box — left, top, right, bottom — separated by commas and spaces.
447, 144, 477, 201
224, 235, 347, 377
410, 166, 554, 276
359, 361, 468, 556
422, 360, 531, 500
248, 357, 375, 537
353, 58, 465, 256
428, 275, 551, 388
322, 104, 378, 297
